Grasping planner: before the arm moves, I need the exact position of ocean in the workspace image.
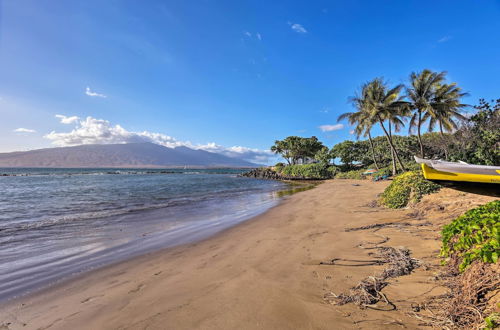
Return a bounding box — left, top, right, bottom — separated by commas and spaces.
0, 168, 291, 301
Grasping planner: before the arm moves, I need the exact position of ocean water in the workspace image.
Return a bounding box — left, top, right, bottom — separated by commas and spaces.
0, 168, 290, 301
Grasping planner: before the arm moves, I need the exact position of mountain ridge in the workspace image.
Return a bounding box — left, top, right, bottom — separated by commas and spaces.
0, 143, 258, 168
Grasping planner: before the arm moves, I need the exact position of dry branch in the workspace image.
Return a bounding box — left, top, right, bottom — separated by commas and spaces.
324, 247, 420, 310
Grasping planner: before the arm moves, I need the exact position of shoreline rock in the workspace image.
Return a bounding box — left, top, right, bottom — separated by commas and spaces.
240, 167, 323, 181
240, 167, 285, 180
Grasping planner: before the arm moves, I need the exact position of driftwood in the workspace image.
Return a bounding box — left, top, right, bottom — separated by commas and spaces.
345, 221, 431, 232
323, 246, 420, 310
411, 262, 500, 329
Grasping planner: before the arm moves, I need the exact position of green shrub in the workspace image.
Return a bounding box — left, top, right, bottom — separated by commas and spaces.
404, 162, 421, 172
484, 312, 500, 329
440, 200, 500, 272
279, 163, 332, 179
327, 166, 338, 178
380, 171, 441, 208
334, 169, 367, 180
274, 163, 285, 172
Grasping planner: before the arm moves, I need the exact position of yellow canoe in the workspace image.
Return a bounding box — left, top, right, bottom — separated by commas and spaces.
414, 156, 500, 184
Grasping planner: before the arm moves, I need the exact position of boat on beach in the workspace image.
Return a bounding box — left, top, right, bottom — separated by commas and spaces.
414, 156, 500, 184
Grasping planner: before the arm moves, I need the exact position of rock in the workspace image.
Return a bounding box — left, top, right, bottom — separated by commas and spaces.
240, 167, 287, 180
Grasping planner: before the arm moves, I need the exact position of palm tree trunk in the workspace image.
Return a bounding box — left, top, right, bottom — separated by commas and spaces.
417, 110, 424, 158
439, 121, 448, 160
388, 122, 396, 175
378, 117, 406, 174
367, 132, 379, 170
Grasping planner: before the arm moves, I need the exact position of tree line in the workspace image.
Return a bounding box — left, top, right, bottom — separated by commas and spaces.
271, 69, 499, 174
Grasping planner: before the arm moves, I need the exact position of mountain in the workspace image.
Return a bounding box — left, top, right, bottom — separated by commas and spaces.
0, 143, 258, 168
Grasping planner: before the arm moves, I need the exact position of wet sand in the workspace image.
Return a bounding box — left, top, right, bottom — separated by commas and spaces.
1, 179, 496, 329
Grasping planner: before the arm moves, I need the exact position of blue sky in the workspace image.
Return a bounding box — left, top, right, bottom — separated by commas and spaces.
1, 0, 500, 162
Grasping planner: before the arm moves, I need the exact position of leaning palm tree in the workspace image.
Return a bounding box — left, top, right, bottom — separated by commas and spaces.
355, 114, 380, 170
338, 90, 380, 170
406, 69, 447, 157
426, 83, 468, 159
363, 78, 409, 174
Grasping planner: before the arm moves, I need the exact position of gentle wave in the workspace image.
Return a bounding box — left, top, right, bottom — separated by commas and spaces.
0, 190, 259, 235
0, 168, 289, 301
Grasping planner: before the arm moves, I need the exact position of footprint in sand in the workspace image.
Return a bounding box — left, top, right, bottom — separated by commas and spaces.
128, 283, 145, 294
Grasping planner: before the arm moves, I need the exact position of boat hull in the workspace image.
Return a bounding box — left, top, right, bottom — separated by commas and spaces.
420, 163, 500, 184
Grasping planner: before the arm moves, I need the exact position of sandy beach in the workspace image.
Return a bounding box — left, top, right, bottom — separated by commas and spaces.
1, 179, 496, 330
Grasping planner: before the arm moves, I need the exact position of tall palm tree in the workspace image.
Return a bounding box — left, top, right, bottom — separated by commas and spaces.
341, 79, 408, 175
406, 69, 447, 157
363, 78, 409, 174
338, 98, 380, 170
427, 83, 468, 159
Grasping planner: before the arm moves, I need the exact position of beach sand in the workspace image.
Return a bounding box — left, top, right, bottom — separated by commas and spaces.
1, 180, 496, 330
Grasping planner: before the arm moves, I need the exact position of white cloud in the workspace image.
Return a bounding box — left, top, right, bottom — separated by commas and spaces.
256, 33, 262, 40
44, 116, 272, 164
14, 128, 36, 133
85, 87, 106, 98
196, 143, 273, 163
290, 23, 307, 34
244, 31, 252, 38
319, 124, 344, 132
319, 107, 330, 113
438, 36, 452, 43
55, 114, 80, 124
349, 130, 355, 135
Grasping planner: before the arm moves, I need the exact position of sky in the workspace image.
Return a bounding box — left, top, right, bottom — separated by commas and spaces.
1, 0, 500, 163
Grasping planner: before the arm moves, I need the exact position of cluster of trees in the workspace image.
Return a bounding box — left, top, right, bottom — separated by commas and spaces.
270, 136, 325, 165
447, 99, 500, 165
270, 69, 499, 174
338, 69, 468, 175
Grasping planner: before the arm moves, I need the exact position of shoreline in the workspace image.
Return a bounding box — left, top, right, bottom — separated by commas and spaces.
0, 180, 300, 303
1, 179, 495, 329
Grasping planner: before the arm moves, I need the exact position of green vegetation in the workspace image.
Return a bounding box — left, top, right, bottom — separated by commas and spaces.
485, 312, 500, 329
380, 171, 441, 208
440, 200, 500, 272
277, 163, 331, 179
448, 99, 500, 166
334, 169, 366, 180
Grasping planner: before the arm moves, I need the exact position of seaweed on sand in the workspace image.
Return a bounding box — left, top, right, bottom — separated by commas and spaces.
323, 247, 421, 310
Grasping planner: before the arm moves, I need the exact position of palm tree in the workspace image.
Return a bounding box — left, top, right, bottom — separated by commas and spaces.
338, 88, 381, 170
406, 69, 447, 157
363, 78, 409, 175
427, 83, 468, 159
341, 79, 408, 175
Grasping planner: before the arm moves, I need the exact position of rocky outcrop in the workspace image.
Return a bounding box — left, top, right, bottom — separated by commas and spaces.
240, 167, 288, 180
241, 167, 325, 180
